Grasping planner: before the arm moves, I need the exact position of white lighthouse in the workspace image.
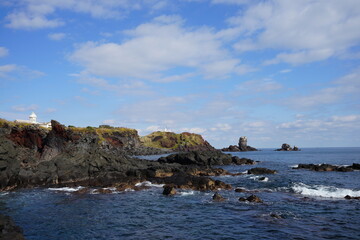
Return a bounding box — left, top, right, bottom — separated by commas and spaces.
29, 112, 37, 123
15, 112, 51, 128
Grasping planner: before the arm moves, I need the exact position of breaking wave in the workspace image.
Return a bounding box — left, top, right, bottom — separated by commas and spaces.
291, 183, 360, 199
135, 181, 164, 188
48, 186, 84, 192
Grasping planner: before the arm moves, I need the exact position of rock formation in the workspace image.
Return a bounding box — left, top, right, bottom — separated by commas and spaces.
294, 163, 360, 172
239, 194, 263, 203
0, 214, 25, 240
275, 143, 300, 151
0, 119, 245, 192
158, 151, 255, 166
140, 131, 215, 152
221, 136, 257, 152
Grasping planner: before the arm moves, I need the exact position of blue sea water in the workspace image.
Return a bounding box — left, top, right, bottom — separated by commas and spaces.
1, 148, 360, 240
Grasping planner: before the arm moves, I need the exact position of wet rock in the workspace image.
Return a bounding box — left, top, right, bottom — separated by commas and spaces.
235, 188, 247, 193
247, 168, 277, 175
270, 213, 283, 219
73, 188, 90, 194
0, 214, 25, 240
294, 163, 359, 172
258, 177, 267, 181
163, 185, 177, 195
93, 188, 113, 194
344, 195, 360, 200
239, 194, 263, 203
212, 192, 226, 201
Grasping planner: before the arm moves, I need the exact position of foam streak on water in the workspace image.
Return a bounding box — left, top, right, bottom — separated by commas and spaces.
291, 183, 360, 199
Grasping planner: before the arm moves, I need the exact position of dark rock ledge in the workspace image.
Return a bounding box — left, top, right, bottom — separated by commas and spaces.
294, 163, 360, 172
0, 214, 25, 240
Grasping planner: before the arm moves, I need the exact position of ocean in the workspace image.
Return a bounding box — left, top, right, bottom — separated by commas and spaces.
1, 148, 359, 239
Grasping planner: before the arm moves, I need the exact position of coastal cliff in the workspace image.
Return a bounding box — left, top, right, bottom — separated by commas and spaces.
0, 119, 247, 191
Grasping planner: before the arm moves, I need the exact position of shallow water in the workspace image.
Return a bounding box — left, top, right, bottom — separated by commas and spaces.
1, 148, 360, 239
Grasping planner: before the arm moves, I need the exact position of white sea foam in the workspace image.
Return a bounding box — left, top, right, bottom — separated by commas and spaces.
290, 164, 298, 168
179, 191, 195, 196
48, 186, 84, 192
135, 181, 164, 188
249, 176, 269, 182
291, 183, 360, 199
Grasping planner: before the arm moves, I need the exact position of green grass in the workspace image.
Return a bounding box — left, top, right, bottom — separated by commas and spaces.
140, 131, 206, 149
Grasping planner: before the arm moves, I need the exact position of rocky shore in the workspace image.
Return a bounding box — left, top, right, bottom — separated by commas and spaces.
0, 119, 258, 193
294, 163, 360, 172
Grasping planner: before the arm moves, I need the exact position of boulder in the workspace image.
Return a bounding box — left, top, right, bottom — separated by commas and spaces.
239, 194, 263, 203
247, 168, 277, 175
344, 195, 360, 200
163, 184, 177, 195
212, 192, 226, 202
0, 214, 25, 240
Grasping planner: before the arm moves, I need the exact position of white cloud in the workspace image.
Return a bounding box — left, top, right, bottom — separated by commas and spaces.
180, 127, 207, 134
102, 119, 116, 125
48, 32, 66, 41
70, 16, 249, 80
0, 64, 44, 79
0, 64, 16, 74
0, 47, 9, 57
12, 104, 38, 112
212, 0, 249, 5
229, 0, 360, 64
237, 78, 283, 93
210, 123, 232, 131
285, 69, 360, 109
4, 0, 171, 30
6, 12, 64, 30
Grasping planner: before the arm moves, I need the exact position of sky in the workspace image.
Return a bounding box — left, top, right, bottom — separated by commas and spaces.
0, 0, 360, 148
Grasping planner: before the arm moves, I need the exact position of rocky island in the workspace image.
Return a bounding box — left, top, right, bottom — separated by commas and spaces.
275, 143, 300, 151
221, 136, 258, 152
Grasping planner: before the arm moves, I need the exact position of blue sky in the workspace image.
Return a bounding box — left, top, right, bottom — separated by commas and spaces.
1, 0, 360, 148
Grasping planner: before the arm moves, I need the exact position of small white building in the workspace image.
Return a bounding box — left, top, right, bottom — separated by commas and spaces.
15, 112, 51, 128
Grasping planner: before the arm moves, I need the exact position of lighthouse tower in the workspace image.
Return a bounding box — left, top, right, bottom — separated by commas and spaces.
29, 112, 37, 123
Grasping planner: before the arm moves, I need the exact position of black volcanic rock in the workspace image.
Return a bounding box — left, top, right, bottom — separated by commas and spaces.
212, 192, 226, 201
0, 119, 238, 192
275, 143, 300, 151
221, 136, 257, 152
239, 194, 263, 203
158, 151, 255, 166
294, 163, 360, 172
0, 214, 25, 240
247, 167, 277, 175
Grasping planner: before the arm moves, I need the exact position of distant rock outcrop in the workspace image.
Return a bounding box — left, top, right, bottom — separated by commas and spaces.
140, 131, 215, 152
275, 143, 300, 151
294, 163, 360, 172
221, 136, 258, 152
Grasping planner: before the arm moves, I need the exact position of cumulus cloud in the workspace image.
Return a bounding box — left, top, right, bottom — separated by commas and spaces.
70, 16, 250, 81
48, 32, 66, 41
285, 68, 360, 109
12, 104, 38, 112
0, 47, 9, 57
4, 0, 170, 30
0, 64, 44, 79
229, 0, 360, 64
237, 78, 283, 93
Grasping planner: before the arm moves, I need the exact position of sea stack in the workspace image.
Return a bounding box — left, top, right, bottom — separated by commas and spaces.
221, 136, 258, 152
239, 136, 248, 151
